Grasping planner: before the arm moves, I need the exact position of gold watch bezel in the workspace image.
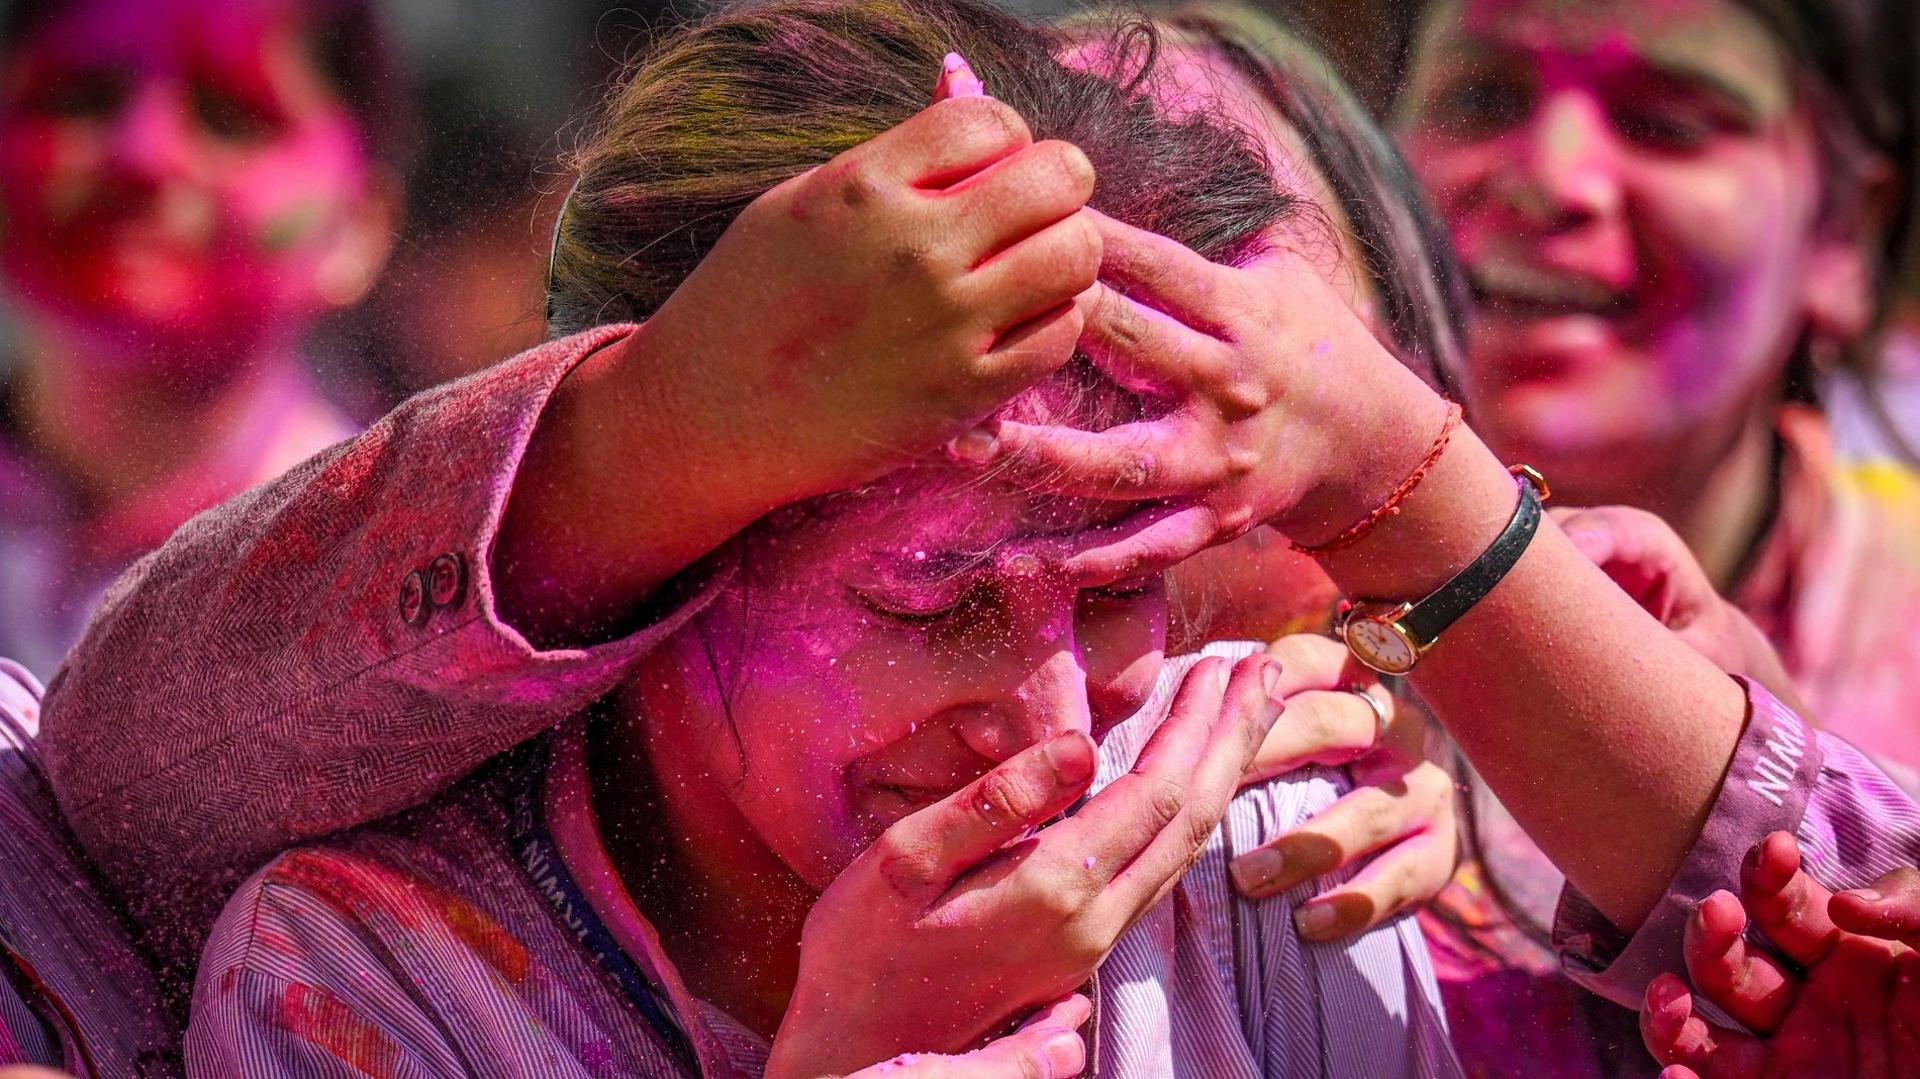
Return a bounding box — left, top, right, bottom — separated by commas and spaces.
1341, 602, 1426, 676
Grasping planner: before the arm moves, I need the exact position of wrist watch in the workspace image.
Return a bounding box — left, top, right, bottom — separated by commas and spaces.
1340, 466, 1548, 675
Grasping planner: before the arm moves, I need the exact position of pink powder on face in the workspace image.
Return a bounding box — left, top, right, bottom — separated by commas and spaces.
0, 0, 375, 365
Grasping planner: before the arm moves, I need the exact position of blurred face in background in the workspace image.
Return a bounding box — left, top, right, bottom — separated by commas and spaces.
0, 0, 389, 383
1397, 0, 1869, 486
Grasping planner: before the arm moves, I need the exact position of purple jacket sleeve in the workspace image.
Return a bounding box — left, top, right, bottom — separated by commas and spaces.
1553, 680, 1920, 1008
39, 325, 726, 970
0, 660, 178, 1073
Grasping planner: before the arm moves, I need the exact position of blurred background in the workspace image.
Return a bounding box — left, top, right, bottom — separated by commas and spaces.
338, 0, 1434, 417
0, 0, 1426, 419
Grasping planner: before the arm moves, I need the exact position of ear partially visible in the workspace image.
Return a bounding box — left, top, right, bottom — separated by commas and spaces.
1802, 153, 1898, 343
1801, 237, 1876, 342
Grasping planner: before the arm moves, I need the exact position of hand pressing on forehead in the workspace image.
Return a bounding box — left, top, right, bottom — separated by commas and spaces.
1641, 831, 1920, 1078
497, 56, 1103, 643
768, 654, 1284, 1078
651, 53, 1101, 500
948, 210, 1450, 582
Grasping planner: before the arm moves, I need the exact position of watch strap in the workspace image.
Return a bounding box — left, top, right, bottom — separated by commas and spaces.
1397, 475, 1543, 647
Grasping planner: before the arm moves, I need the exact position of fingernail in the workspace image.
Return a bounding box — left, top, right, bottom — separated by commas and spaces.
1849, 887, 1884, 903
1042, 1028, 1085, 1071
1042, 731, 1094, 785
942, 53, 986, 98
1230, 848, 1285, 894
1294, 901, 1339, 939
1261, 659, 1280, 698
948, 423, 999, 464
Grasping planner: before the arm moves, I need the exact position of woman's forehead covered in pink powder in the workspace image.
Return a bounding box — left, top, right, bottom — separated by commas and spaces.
828, 464, 1150, 592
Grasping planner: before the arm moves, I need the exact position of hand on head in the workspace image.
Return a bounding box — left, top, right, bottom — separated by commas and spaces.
949, 210, 1447, 584
641, 52, 1101, 510
1641, 831, 1920, 1078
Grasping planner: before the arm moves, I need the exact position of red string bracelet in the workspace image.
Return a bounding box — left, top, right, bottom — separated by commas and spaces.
1293, 402, 1465, 556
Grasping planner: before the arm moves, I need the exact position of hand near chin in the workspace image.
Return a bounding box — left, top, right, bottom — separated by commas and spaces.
1227, 634, 1458, 941
1641, 831, 1920, 1078
767, 654, 1284, 1078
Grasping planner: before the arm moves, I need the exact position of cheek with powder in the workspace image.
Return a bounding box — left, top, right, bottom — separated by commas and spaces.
1629, 130, 1822, 419
666, 592, 905, 887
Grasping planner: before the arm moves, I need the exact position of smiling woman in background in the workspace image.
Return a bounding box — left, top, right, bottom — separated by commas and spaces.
0, 0, 405, 679
1398, 0, 1920, 761
1394, 0, 1920, 1074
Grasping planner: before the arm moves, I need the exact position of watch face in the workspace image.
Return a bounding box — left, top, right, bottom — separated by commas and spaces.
1345, 617, 1418, 675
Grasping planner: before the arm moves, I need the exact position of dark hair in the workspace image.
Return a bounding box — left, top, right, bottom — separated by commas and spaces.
547, 0, 1292, 336
0, 0, 415, 170
1130, 0, 1469, 394
1736, 0, 1919, 456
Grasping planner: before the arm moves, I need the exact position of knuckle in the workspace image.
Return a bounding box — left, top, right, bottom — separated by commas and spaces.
1184, 804, 1223, 851
1060, 217, 1102, 282
833, 160, 886, 209
972, 96, 1034, 149
889, 235, 943, 278
1223, 446, 1259, 482
870, 831, 936, 894
1216, 379, 1268, 419
1104, 302, 1150, 353
1038, 139, 1096, 196
1013, 1049, 1049, 1079
1350, 793, 1398, 839
1143, 774, 1188, 831
1118, 447, 1157, 491
975, 770, 1039, 827
1216, 505, 1256, 537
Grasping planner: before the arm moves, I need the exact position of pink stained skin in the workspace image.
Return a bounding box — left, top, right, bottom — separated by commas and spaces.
1395, 0, 1879, 587
626, 467, 1167, 893
596, 465, 1169, 1038
582, 454, 1289, 1075
1112, 36, 1371, 648
1641, 831, 1920, 1078
0, 0, 384, 386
